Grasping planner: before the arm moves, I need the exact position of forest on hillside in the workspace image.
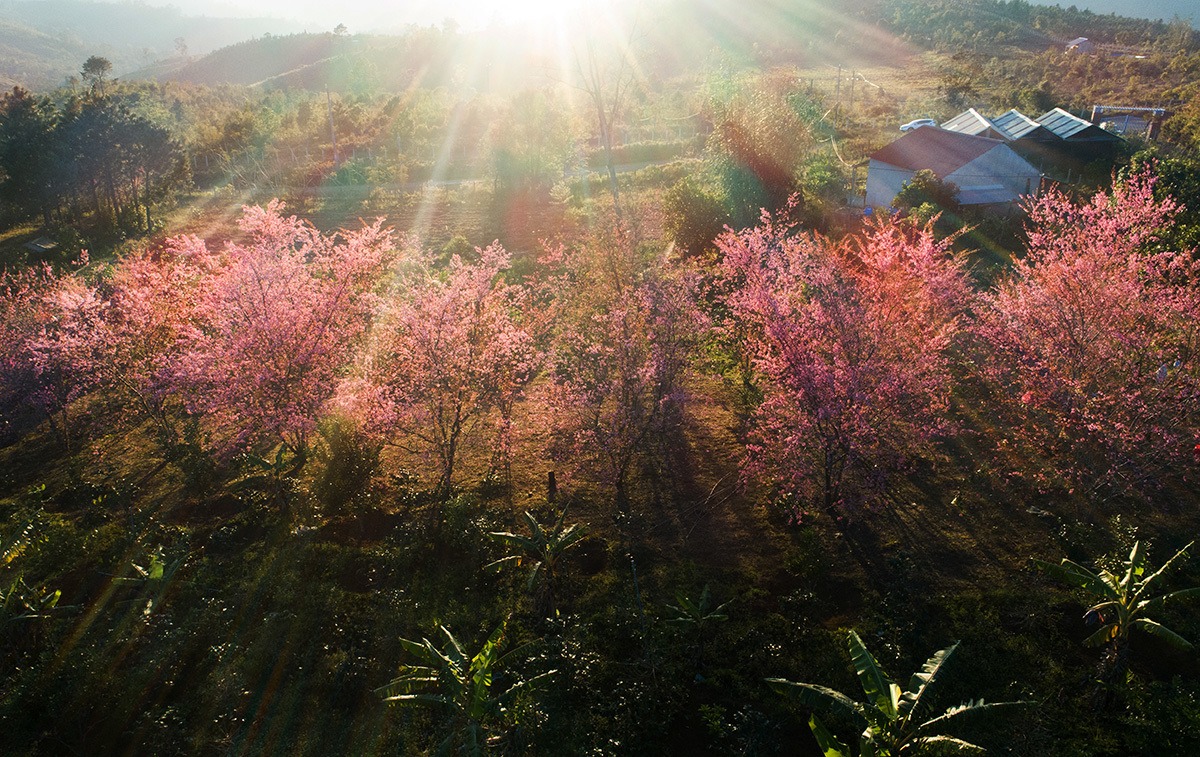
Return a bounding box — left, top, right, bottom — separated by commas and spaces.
1, 1, 1199, 755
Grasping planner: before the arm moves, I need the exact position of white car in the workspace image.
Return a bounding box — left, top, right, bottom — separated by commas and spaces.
900, 118, 938, 132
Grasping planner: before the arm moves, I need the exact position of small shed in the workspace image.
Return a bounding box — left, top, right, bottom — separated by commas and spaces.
1066, 37, 1096, 54
865, 127, 1042, 209
22, 237, 58, 255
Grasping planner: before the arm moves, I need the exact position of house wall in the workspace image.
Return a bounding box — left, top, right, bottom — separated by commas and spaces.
946, 146, 1042, 204
865, 159, 914, 208
865, 145, 1041, 209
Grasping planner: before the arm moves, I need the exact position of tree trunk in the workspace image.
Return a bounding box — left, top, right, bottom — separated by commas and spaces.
1091, 636, 1130, 712
823, 460, 838, 523
598, 113, 621, 218
439, 435, 457, 498
615, 465, 631, 514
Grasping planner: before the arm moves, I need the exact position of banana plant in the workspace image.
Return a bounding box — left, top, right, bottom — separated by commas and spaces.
1035, 540, 1199, 676
2, 520, 60, 623
2, 520, 34, 569
2, 519, 67, 655
2, 575, 61, 623
665, 584, 732, 676
378, 622, 555, 756
767, 630, 1025, 756
235, 443, 306, 514
487, 508, 586, 617
116, 544, 187, 619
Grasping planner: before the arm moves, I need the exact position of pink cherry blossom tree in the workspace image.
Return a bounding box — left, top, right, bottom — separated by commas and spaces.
979, 170, 1200, 498
540, 231, 707, 512
84, 235, 218, 454
0, 264, 99, 448
24, 274, 110, 451
719, 208, 971, 522
345, 243, 538, 495
173, 201, 395, 459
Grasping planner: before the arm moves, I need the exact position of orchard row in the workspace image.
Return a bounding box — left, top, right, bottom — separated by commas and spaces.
2, 171, 1197, 514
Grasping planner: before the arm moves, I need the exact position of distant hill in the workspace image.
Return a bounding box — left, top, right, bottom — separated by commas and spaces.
0, 16, 89, 89
0, 0, 302, 89
12, 0, 1187, 94
149, 31, 460, 92
160, 32, 351, 87
151, 1, 913, 93
153, 30, 570, 93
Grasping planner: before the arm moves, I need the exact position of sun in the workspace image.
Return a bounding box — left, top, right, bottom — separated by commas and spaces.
452, 0, 590, 28
494, 0, 569, 22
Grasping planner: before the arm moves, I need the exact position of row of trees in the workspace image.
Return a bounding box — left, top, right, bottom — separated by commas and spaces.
2, 169, 1197, 516
727, 171, 1198, 517
0, 66, 626, 237
0, 86, 186, 232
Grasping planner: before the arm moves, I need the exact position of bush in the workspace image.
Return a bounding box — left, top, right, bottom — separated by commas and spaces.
586, 139, 697, 169
312, 417, 382, 514
894, 169, 960, 212
663, 177, 731, 257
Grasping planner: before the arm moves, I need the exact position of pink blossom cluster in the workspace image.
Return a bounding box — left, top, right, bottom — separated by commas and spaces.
2, 202, 395, 458
979, 172, 1200, 496
172, 201, 395, 454
338, 242, 539, 493
0, 264, 96, 447
718, 208, 971, 519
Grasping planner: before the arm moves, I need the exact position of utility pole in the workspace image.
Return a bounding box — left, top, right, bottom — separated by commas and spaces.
835, 65, 843, 128
326, 86, 339, 166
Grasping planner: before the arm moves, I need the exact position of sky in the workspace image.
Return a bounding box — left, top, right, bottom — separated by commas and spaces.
141, 0, 1197, 32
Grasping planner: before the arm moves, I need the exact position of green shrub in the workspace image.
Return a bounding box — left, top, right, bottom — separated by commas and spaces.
663, 177, 730, 257
313, 417, 382, 514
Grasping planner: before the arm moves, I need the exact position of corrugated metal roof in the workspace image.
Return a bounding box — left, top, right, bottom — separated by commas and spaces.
941, 109, 996, 137
1036, 108, 1097, 139
870, 127, 1002, 177
991, 109, 1045, 140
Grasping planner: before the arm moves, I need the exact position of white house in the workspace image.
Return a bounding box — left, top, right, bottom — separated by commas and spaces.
864, 127, 1042, 209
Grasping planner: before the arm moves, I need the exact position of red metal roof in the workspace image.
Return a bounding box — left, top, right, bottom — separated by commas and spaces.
870, 127, 1003, 178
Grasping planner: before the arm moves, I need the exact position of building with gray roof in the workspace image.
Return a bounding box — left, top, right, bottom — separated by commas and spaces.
990, 110, 1056, 142
865, 127, 1041, 209
1035, 108, 1121, 143
940, 106, 1121, 177
940, 109, 1007, 140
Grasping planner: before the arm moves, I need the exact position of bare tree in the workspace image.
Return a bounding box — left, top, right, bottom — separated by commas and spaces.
571, 9, 641, 219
